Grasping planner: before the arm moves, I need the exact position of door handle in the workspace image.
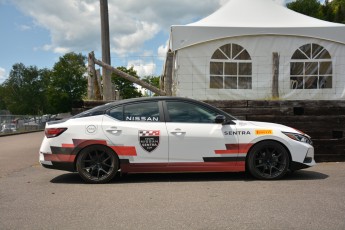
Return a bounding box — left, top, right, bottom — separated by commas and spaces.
171, 128, 186, 136
106, 127, 122, 134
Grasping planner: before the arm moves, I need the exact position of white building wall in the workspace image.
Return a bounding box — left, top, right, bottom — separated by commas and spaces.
173, 35, 345, 100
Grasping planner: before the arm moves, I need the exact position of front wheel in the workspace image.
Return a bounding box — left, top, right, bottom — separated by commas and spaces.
76, 145, 118, 184
247, 141, 289, 180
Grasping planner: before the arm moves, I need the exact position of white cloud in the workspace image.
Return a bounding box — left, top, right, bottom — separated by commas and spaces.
112, 22, 160, 55
127, 59, 156, 77
158, 41, 169, 61
13, 0, 300, 77
118, 0, 222, 28
12, 0, 100, 54
18, 24, 31, 31
0, 67, 7, 83
11, 0, 223, 56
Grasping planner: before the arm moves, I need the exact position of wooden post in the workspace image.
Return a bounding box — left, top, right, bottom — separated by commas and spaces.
100, 0, 112, 101
272, 52, 280, 99
96, 69, 103, 100
164, 51, 174, 96
160, 75, 164, 92
87, 52, 95, 99
94, 69, 102, 100
93, 58, 166, 96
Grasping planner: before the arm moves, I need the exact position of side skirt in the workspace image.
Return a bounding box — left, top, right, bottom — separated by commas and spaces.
120, 160, 245, 173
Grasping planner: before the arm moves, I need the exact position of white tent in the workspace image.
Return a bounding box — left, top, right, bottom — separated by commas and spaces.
168, 0, 345, 100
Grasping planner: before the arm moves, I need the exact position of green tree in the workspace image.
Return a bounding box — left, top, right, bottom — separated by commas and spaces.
332, 0, 345, 23
0, 63, 48, 114
47, 52, 87, 113
0, 85, 7, 110
287, 0, 345, 24
287, 0, 323, 19
142, 75, 161, 96
322, 0, 335, 21
111, 66, 142, 99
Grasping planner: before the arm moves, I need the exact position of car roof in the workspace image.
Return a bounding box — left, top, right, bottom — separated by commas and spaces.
73, 96, 235, 119
105, 96, 202, 107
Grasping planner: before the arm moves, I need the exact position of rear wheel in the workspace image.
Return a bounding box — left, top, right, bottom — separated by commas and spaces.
247, 141, 289, 180
76, 145, 118, 184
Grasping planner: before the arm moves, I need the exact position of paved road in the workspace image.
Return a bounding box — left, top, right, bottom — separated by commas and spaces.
1, 133, 345, 230
0, 131, 44, 177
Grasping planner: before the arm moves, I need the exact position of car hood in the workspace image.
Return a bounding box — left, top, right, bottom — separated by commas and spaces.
236, 120, 301, 134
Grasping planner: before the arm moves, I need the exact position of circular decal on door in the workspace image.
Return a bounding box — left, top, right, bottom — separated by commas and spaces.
86, 125, 97, 134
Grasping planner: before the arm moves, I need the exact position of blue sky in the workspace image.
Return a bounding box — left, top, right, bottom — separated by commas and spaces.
0, 0, 325, 83
0, 3, 58, 81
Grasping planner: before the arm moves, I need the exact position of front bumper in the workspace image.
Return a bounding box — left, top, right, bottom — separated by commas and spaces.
290, 146, 316, 171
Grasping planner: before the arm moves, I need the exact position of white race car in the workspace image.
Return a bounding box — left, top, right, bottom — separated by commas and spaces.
39, 97, 315, 183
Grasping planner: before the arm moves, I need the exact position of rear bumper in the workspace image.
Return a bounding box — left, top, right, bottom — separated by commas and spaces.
39, 152, 75, 172
41, 161, 75, 172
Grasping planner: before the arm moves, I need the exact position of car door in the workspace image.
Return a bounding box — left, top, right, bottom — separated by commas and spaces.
164, 100, 239, 164
102, 101, 168, 164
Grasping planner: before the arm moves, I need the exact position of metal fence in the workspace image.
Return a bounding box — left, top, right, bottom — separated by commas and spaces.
0, 115, 54, 136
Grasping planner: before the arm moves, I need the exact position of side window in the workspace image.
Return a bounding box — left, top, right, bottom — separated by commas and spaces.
109, 102, 160, 122
123, 101, 160, 122
166, 101, 219, 123
109, 106, 123, 120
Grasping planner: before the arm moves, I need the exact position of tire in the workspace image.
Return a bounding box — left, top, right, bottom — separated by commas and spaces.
76, 145, 118, 184
247, 141, 289, 180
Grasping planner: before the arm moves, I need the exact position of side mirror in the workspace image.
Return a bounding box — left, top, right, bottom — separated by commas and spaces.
215, 115, 226, 124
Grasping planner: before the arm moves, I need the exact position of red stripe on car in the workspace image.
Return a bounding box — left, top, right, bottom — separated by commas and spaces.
72, 139, 107, 147
44, 154, 76, 162
215, 143, 253, 154
236, 161, 246, 167
121, 162, 245, 173
214, 149, 238, 154
111, 146, 137, 156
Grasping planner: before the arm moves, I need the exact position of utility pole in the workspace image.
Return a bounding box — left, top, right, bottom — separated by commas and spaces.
100, 0, 112, 100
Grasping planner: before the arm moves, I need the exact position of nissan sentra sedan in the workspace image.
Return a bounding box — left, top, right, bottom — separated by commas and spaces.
39, 97, 315, 183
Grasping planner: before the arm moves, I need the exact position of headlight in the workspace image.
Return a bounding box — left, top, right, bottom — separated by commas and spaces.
282, 132, 313, 145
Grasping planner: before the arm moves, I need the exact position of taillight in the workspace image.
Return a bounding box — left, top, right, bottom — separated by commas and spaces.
45, 128, 67, 138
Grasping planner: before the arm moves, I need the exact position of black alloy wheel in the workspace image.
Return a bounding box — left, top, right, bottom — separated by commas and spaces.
76, 145, 118, 184
247, 141, 289, 180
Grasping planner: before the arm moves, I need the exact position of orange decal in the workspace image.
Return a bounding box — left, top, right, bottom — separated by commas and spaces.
255, 130, 273, 135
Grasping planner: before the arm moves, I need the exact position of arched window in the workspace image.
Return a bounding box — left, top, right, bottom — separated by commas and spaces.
210, 43, 252, 89
290, 43, 332, 89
